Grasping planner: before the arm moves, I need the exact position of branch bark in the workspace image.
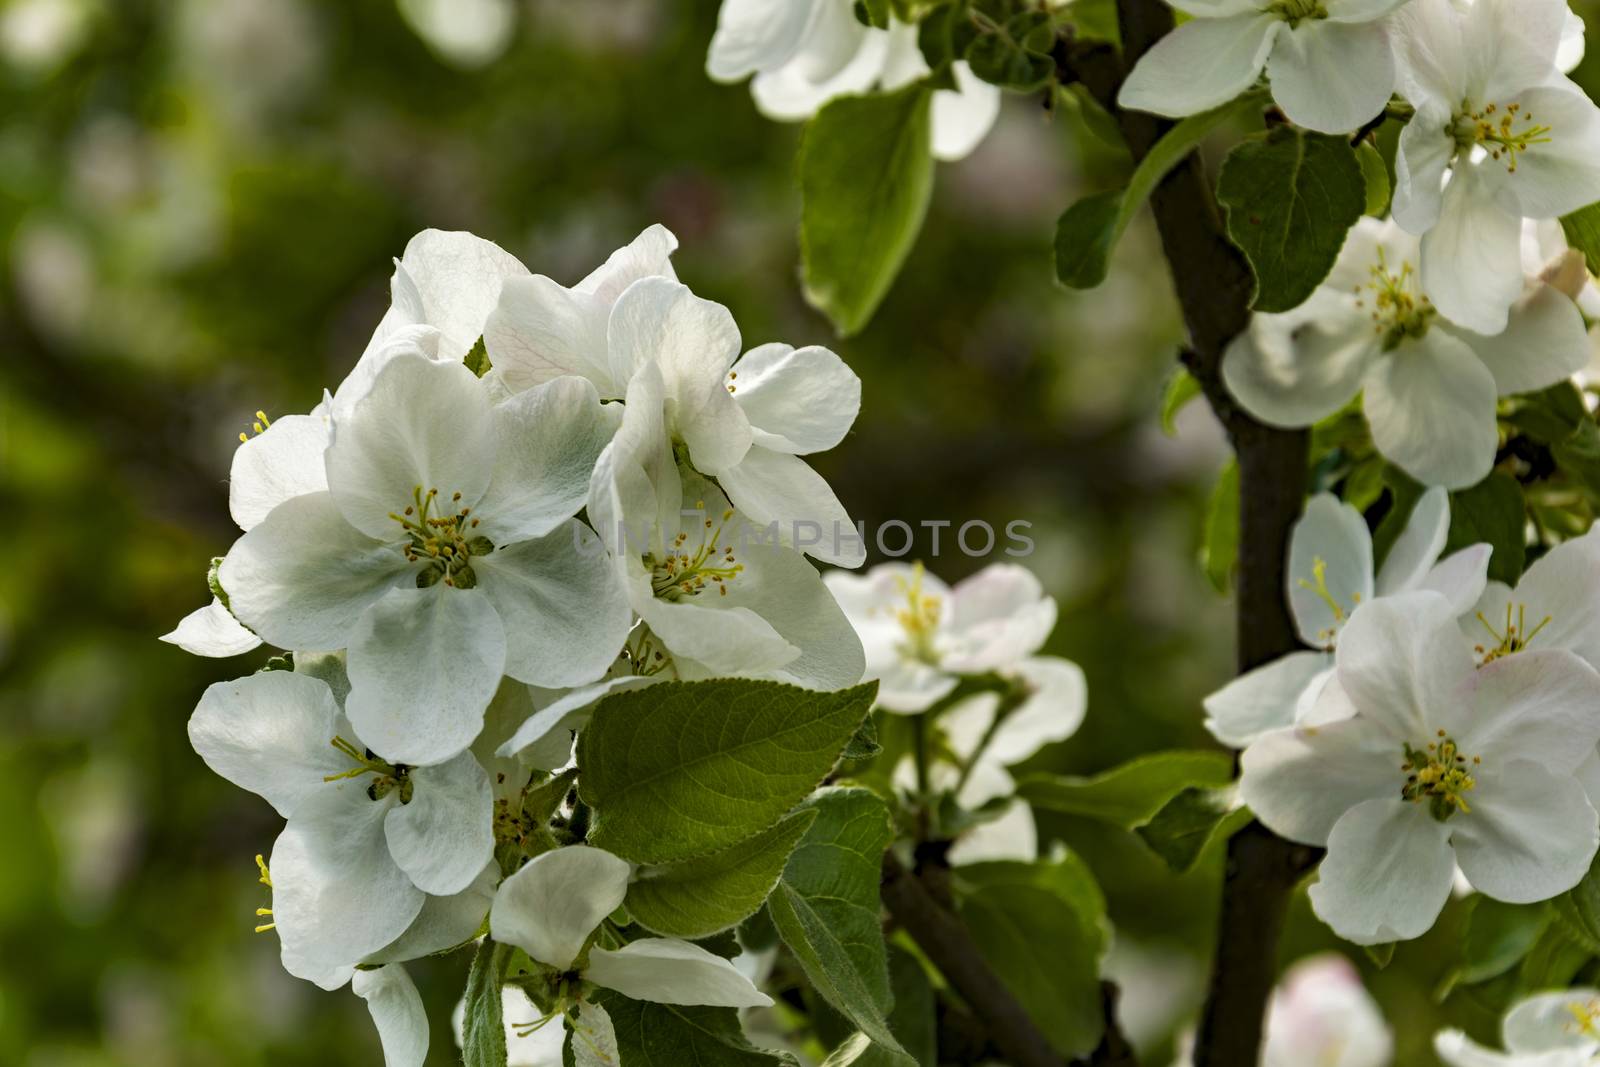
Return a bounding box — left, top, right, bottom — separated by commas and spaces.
1058, 6, 1322, 1066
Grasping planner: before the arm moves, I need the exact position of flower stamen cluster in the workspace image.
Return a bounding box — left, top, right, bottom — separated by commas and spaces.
253, 853, 275, 934
1267, 0, 1328, 28
893, 563, 944, 665
1401, 730, 1480, 821
1353, 251, 1435, 350
648, 505, 743, 600
392, 486, 492, 589
323, 735, 415, 804
1474, 602, 1553, 663
239, 409, 272, 444
1296, 556, 1361, 645
1451, 101, 1553, 173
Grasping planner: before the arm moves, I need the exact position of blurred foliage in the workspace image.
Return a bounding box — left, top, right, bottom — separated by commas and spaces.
10, 0, 1597, 1065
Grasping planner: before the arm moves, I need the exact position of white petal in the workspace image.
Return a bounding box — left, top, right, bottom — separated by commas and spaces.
948, 799, 1038, 865
477, 379, 619, 544
385, 751, 495, 896
486, 275, 615, 397
1559, 11, 1587, 75
576, 224, 681, 304
346, 586, 507, 767
1221, 302, 1377, 429
490, 845, 631, 970
587, 362, 681, 561
326, 349, 495, 540
638, 563, 798, 678
931, 62, 1001, 162
496, 675, 660, 762
383, 229, 528, 360
749, 28, 886, 121
1418, 544, 1493, 616
1375, 485, 1450, 597
1336, 591, 1475, 738
1362, 332, 1500, 490
368, 861, 498, 964
720, 537, 866, 690
1432, 1031, 1535, 1067
1504, 988, 1600, 1052
716, 448, 864, 567
353, 965, 429, 1067
1324, 0, 1409, 20
160, 599, 261, 657
219, 491, 410, 651
569, 1001, 620, 1067
1391, 106, 1456, 234
475, 522, 632, 688
986, 656, 1088, 764
1419, 170, 1526, 336
188, 670, 347, 819
874, 658, 958, 714
272, 789, 425, 984
1451, 760, 1598, 903
1267, 19, 1395, 134
705, 0, 813, 80
1239, 717, 1401, 845
1501, 529, 1600, 669
230, 412, 331, 531
1447, 650, 1600, 774
1496, 86, 1600, 219
1117, 15, 1280, 118
942, 564, 1056, 671
730, 343, 860, 455
1308, 796, 1455, 944
1449, 283, 1591, 397
1390, 0, 1469, 107
1466, 0, 1569, 103
586, 938, 774, 1008
1204, 650, 1335, 748
1288, 494, 1375, 649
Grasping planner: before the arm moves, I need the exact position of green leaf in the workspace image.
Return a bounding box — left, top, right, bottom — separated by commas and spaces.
462, 939, 512, 1067
855, 0, 891, 28
810, 946, 937, 1067
843, 716, 882, 761
1446, 472, 1526, 585
800, 85, 935, 336
965, 12, 1055, 91
1135, 788, 1252, 873
1217, 126, 1367, 313
1017, 750, 1234, 827
1160, 369, 1202, 436
1356, 140, 1391, 217
1507, 381, 1589, 445
1560, 199, 1600, 275
625, 809, 817, 939
1203, 460, 1240, 594
1055, 92, 1265, 290
1440, 898, 1549, 997
577, 679, 875, 864
771, 788, 906, 1062
591, 995, 801, 1067
465, 336, 492, 377
770, 884, 912, 1064
1553, 851, 1600, 955
954, 855, 1108, 1057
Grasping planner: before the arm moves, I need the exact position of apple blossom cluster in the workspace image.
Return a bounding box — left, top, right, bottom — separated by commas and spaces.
159, 224, 895, 1064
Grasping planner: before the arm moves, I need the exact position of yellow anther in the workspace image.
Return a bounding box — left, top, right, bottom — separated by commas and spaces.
1476, 602, 1552, 663
1295, 556, 1351, 644
1401, 735, 1478, 821
255, 854, 272, 888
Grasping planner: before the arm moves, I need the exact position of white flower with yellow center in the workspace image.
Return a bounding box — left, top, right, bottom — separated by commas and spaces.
1205, 487, 1491, 746
1462, 524, 1600, 670
1391, 0, 1600, 334
1223, 217, 1590, 489
488, 845, 772, 1062
705, 0, 1001, 161
585, 361, 865, 689
218, 342, 630, 765
1240, 591, 1600, 944
1118, 0, 1413, 135
1436, 987, 1600, 1066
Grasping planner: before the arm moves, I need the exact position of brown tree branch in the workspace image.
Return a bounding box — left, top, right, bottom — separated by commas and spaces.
1057, 7, 1322, 1067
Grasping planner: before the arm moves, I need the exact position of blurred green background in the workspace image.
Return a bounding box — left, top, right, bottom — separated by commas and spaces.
4, 0, 1597, 1064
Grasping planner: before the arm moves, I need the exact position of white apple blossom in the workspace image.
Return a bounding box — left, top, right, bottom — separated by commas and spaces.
1437, 987, 1600, 1066
823, 561, 1064, 712
1204, 487, 1491, 746
488, 845, 771, 1055
1241, 592, 1600, 944
160, 596, 260, 657
1222, 217, 1590, 488
1117, 0, 1411, 135
218, 342, 630, 765
705, 0, 1001, 161
1463, 524, 1600, 670
586, 361, 865, 688
1390, 0, 1600, 334
189, 669, 498, 987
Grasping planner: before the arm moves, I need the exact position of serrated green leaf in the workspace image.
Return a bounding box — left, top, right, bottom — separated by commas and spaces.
1160, 369, 1202, 436
1055, 92, 1265, 290
965, 12, 1055, 91
1016, 750, 1234, 827
465, 336, 492, 377
772, 788, 907, 1061
1217, 126, 1366, 313
587, 995, 801, 1067
577, 680, 875, 864
1203, 460, 1240, 594
625, 808, 817, 939
462, 938, 512, 1067
800, 85, 934, 337
1356, 140, 1391, 217
1560, 200, 1600, 276
843, 716, 882, 761
1135, 788, 1251, 873
953, 855, 1108, 1057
